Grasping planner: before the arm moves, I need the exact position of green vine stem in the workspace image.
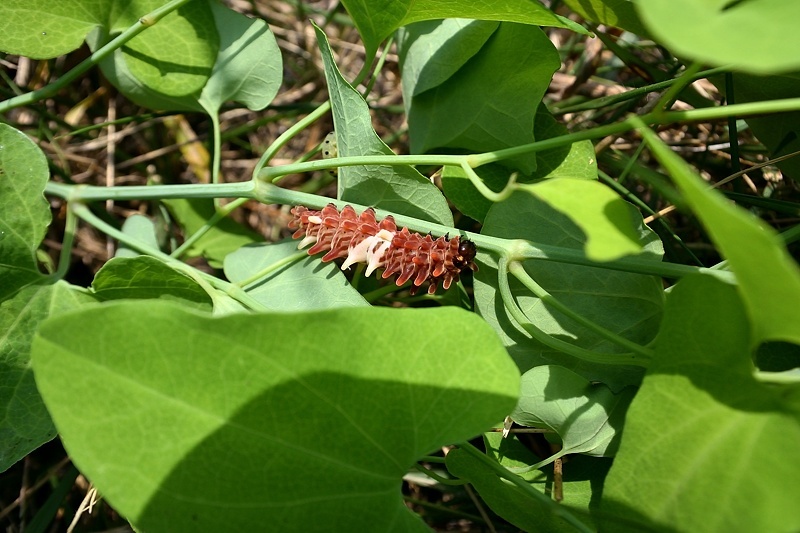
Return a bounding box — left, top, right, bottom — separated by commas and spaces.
498, 257, 651, 367
652, 62, 704, 114
551, 66, 730, 114
251, 36, 381, 180
43, 179, 733, 283
51, 203, 79, 281
170, 196, 251, 260
508, 261, 655, 358
0, 0, 194, 114
455, 442, 594, 533
233, 250, 308, 290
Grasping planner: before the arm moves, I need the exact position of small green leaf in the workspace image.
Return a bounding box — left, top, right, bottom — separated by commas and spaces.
0, 0, 107, 58
511, 365, 636, 459
163, 198, 263, 269
198, 1, 282, 113
313, 24, 452, 225
91, 256, 212, 310
407, 23, 560, 174
562, 0, 650, 37
32, 302, 519, 531
339, 0, 588, 58
475, 189, 663, 389
641, 123, 800, 346
602, 275, 800, 532
223, 241, 369, 310
637, 0, 800, 74
115, 214, 162, 258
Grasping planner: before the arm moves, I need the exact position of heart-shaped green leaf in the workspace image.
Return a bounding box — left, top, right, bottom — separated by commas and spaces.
32, 302, 519, 531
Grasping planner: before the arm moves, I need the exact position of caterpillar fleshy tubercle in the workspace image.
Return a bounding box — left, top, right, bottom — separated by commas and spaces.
289, 204, 478, 295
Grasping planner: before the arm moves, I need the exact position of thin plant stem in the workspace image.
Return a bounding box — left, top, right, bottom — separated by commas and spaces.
52, 203, 79, 280
170, 197, 250, 260
69, 203, 266, 311
402, 496, 486, 523
44, 179, 736, 282
234, 250, 309, 289
253, 101, 332, 180
460, 162, 518, 202
652, 62, 704, 115
252, 41, 380, 180
498, 257, 650, 367
552, 66, 730, 114
464, 483, 497, 533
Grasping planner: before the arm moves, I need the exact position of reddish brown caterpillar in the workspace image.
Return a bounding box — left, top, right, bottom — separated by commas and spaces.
289, 203, 478, 295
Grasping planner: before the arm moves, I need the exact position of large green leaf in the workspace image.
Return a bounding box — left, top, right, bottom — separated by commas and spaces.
31, 302, 519, 531
223, 241, 369, 310
602, 274, 800, 532
1, 0, 281, 114
0, 0, 108, 58
474, 186, 663, 389
405, 22, 560, 174
339, 0, 588, 58
641, 123, 800, 346
637, 0, 800, 74
313, 24, 452, 225
511, 365, 636, 460
0, 283, 90, 471
113, 0, 217, 98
